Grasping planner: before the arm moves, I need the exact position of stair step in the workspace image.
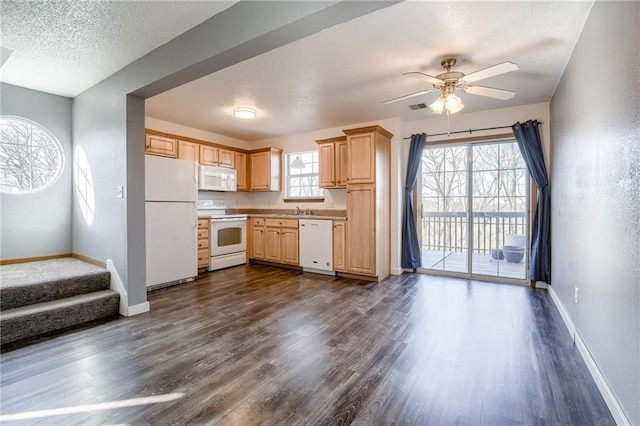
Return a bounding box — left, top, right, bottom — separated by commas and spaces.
1, 258, 111, 310
0, 290, 120, 345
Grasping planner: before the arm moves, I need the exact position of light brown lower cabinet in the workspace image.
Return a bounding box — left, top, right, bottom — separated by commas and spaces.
197, 218, 210, 269
255, 218, 299, 266
281, 227, 299, 265
333, 220, 346, 272
251, 218, 265, 260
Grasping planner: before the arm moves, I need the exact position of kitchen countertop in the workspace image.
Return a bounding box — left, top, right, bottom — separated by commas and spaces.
225, 208, 346, 221
249, 213, 346, 221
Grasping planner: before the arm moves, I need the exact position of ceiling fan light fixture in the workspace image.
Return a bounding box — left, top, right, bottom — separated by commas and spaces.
448, 102, 465, 114
429, 95, 445, 114
233, 107, 256, 119
444, 93, 462, 110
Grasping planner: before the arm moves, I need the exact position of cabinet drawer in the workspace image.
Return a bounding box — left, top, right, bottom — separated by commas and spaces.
197, 238, 209, 250
197, 218, 210, 229
197, 249, 209, 267
252, 218, 265, 226
197, 228, 209, 240
265, 218, 298, 228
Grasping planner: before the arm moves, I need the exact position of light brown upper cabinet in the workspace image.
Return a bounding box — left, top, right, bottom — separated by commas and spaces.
316, 136, 348, 188
344, 126, 392, 186
250, 148, 282, 191
199, 145, 218, 166
218, 148, 235, 169
342, 125, 393, 281
178, 140, 200, 163
145, 134, 177, 158
235, 152, 248, 191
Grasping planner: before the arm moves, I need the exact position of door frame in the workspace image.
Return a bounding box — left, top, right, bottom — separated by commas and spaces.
414, 133, 532, 286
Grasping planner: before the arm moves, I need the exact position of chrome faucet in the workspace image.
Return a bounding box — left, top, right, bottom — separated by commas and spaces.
296, 206, 302, 215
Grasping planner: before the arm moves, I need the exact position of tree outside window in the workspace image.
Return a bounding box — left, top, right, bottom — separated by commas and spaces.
0, 116, 64, 194
285, 150, 322, 199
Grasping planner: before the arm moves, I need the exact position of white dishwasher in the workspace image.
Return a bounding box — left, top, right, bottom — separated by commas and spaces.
299, 219, 335, 276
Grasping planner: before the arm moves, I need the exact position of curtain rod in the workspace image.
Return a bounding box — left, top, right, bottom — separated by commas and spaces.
403, 123, 542, 140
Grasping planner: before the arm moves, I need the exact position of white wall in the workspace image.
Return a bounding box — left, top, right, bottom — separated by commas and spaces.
550, 1, 639, 423
0, 83, 73, 260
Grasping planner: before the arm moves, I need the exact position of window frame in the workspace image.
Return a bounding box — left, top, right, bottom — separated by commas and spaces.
0, 115, 65, 195
284, 150, 324, 202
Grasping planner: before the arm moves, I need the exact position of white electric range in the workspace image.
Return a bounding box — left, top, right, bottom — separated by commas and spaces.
197, 200, 247, 271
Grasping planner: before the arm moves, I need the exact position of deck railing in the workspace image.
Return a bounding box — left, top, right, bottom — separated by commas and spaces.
421, 211, 526, 254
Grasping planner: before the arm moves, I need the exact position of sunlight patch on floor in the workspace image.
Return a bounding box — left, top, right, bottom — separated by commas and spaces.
0, 392, 183, 422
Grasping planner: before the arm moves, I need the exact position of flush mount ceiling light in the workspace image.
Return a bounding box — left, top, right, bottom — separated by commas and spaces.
233, 107, 256, 119
382, 57, 519, 115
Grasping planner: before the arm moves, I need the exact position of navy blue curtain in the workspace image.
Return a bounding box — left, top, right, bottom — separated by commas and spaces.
512, 120, 551, 283
401, 133, 427, 269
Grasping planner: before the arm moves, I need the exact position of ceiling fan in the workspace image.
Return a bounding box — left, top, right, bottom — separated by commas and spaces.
382, 57, 519, 114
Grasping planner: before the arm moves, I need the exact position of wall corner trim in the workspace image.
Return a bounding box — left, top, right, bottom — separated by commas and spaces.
547, 286, 631, 425
126, 301, 150, 317
106, 259, 128, 316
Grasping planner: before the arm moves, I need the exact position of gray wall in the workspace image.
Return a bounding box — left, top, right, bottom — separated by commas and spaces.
1, 83, 72, 260
72, 2, 396, 307
550, 1, 640, 423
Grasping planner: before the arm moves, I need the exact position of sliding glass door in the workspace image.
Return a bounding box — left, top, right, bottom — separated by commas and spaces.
419, 139, 529, 281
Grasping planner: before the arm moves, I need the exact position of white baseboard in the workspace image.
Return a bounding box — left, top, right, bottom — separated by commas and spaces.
548, 286, 630, 425
107, 259, 150, 317
126, 301, 150, 317
390, 267, 405, 275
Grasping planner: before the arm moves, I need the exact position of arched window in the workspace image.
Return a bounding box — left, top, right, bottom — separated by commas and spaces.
0, 116, 64, 194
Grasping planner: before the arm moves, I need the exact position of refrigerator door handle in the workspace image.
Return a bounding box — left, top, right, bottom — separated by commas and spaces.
192, 203, 197, 243
193, 163, 198, 244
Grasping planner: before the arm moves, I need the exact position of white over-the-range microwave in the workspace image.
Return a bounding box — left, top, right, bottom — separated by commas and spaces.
198, 165, 237, 191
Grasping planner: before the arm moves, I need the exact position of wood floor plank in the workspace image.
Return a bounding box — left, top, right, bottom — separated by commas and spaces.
0, 264, 614, 425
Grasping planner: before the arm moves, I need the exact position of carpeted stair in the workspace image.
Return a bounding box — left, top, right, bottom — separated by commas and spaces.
0, 258, 120, 345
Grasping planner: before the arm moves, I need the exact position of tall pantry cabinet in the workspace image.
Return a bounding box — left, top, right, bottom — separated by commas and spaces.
342, 125, 392, 281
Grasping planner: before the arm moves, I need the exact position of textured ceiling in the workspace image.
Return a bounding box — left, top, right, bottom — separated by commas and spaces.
0, 0, 235, 97
1, 1, 593, 142
146, 1, 593, 141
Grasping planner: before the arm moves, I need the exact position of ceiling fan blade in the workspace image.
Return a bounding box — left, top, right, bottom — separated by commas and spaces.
460, 61, 519, 84
403, 71, 442, 86
464, 85, 516, 100
381, 89, 436, 105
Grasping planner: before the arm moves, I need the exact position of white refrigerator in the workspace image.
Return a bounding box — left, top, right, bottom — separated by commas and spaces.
145, 155, 198, 288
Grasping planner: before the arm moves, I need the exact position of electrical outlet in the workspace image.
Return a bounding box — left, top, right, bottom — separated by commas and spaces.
574, 287, 579, 303
116, 185, 124, 199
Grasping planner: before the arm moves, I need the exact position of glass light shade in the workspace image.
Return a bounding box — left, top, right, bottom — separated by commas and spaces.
444, 93, 462, 110
429, 95, 445, 114
448, 102, 465, 114
233, 107, 256, 119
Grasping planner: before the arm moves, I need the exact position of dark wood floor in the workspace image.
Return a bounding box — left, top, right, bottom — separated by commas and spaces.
1, 264, 613, 425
